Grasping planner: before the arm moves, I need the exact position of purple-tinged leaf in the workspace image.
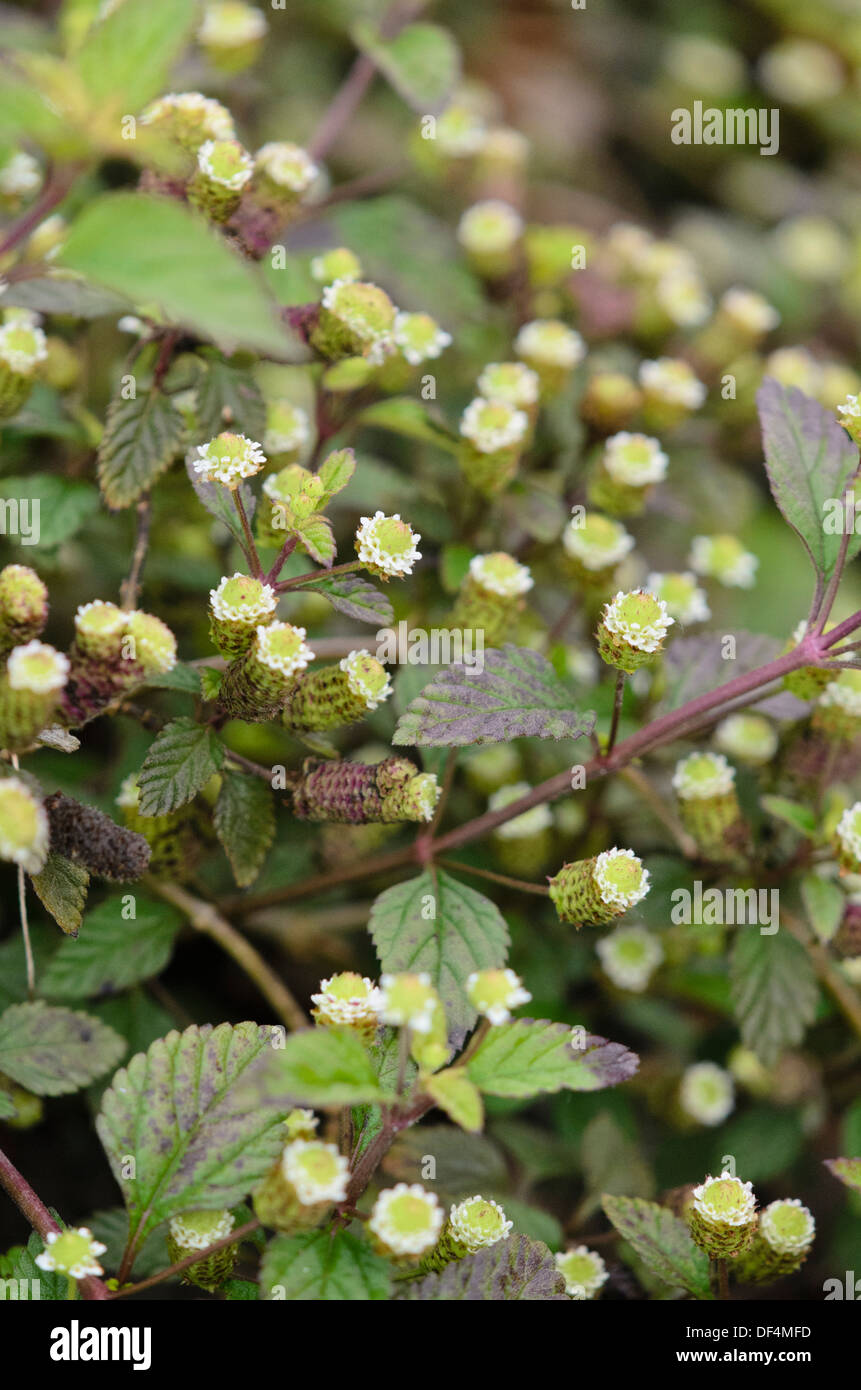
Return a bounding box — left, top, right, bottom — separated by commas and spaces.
304, 572, 394, 626
397, 1234, 568, 1300
467, 1019, 639, 1098
657, 631, 808, 719
602, 1196, 713, 1299
825, 1157, 861, 1193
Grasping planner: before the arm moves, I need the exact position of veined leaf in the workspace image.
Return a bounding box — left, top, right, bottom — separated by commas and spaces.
295, 514, 336, 567
40, 896, 181, 999
74, 0, 198, 114
360, 396, 460, 451
394, 645, 597, 747
233, 1026, 394, 1110
369, 870, 509, 1042
825, 1157, 861, 1194
353, 21, 461, 112
304, 572, 393, 626
424, 1067, 484, 1133
0, 474, 99, 550
0, 1001, 125, 1096
602, 1195, 713, 1300
801, 873, 845, 944
4, 274, 130, 318
260, 1229, 391, 1301
214, 770, 275, 889
729, 928, 819, 1067
96, 1022, 289, 1249
30, 853, 89, 937
194, 354, 266, 443
137, 717, 224, 817
97, 386, 185, 508
398, 1235, 567, 1300
467, 1020, 639, 1099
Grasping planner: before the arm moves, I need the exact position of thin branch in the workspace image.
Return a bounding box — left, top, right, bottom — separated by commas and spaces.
781, 909, 861, 1042
436, 857, 550, 896
109, 1219, 261, 1299
150, 880, 308, 1032
274, 560, 361, 593
264, 533, 298, 586
617, 765, 698, 859
0, 161, 81, 257
233, 489, 263, 579
0, 1147, 109, 1300
607, 669, 625, 755
120, 495, 152, 610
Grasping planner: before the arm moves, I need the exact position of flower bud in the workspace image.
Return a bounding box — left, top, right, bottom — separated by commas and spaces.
639, 357, 706, 430
284, 1108, 319, 1143
198, 1, 267, 73
262, 400, 311, 466
588, 431, 668, 517
549, 847, 650, 927
580, 371, 643, 433
450, 552, 533, 646
209, 574, 278, 659
0, 319, 47, 416
188, 138, 253, 222
73, 600, 127, 663
141, 92, 236, 154
735, 1199, 815, 1284
457, 199, 523, 279
0, 641, 69, 749
193, 432, 266, 489
596, 925, 663, 992
35, 1227, 106, 1279
116, 774, 200, 879
310, 972, 382, 1041
514, 319, 585, 395
355, 511, 421, 580
0, 565, 48, 656
44, 791, 150, 882
291, 756, 439, 824
368, 1184, 444, 1262
679, 1061, 735, 1126
466, 967, 531, 1025
424, 1195, 513, 1271
378, 973, 441, 1034
252, 141, 319, 212
689, 1173, 757, 1258
458, 397, 530, 495
555, 1245, 609, 1299
596, 589, 674, 673
834, 802, 861, 874
254, 1140, 349, 1232
283, 649, 391, 732
219, 621, 313, 720
310, 247, 362, 286
312, 280, 397, 364
644, 571, 710, 625
563, 512, 635, 589
813, 668, 861, 743
714, 713, 778, 766
0, 775, 49, 874
0, 1075, 43, 1128
124, 610, 177, 677
673, 751, 748, 862
689, 533, 758, 589
166, 1209, 237, 1291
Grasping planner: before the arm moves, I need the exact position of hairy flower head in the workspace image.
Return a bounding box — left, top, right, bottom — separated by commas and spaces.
35, 1227, 106, 1278
282, 1139, 349, 1205
515, 319, 585, 369
601, 589, 674, 654
720, 287, 780, 336
689, 534, 758, 588
639, 356, 706, 409
603, 432, 668, 486
673, 750, 736, 801
644, 571, 710, 624
714, 713, 778, 766
263, 400, 311, 456
254, 141, 319, 195
460, 397, 529, 454
597, 925, 663, 992
448, 1196, 513, 1253
0, 776, 49, 873
692, 1173, 756, 1227
197, 138, 253, 190
310, 247, 362, 285
477, 361, 540, 408
564, 512, 635, 571
7, 640, 68, 693
355, 511, 421, 579
210, 573, 277, 625
339, 649, 392, 710
555, 1245, 608, 1300
466, 967, 531, 1025
369, 1184, 444, 1257
457, 200, 523, 253
253, 622, 314, 676
656, 268, 712, 327
594, 847, 651, 910
468, 552, 533, 597
168, 1209, 234, 1250
0, 320, 47, 374
124, 611, 177, 675
393, 312, 452, 365
321, 279, 397, 363
759, 1199, 815, 1256
193, 432, 266, 488
310, 972, 382, 1029
141, 92, 235, 148
680, 1062, 735, 1126
378, 972, 440, 1034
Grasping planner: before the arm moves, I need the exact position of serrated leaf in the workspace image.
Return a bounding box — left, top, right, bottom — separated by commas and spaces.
96, 1021, 289, 1251
233, 1026, 393, 1110
581, 1112, 654, 1202
185, 453, 257, 549
424, 1067, 483, 1132
384, 1126, 508, 1194
399, 1235, 567, 1300
194, 354, 266, 442
296, 514, 336, 567
467, 1020, 639, 1099
0, 1231, 68, 1299
353, 21, 460, 112
30, 853, 89, 937
4, 273, 130, 318
40, 896, 180, 999
58, 194, 299, 357
137, 717, 224, 817
369, 870, 509, 1042
761, 795, 818, 838
657, 631, 791, 716
200, 666, 224, 701
304, 572, 394, 626
86, 1208, 169, 1281
215, 770, 275, 889
74, 0, 198, 114
317, 447, 356, 497
143, 661, 201, 694
97, 386, 185, 508
758, 378, 861, 582
394, 645, 597, 747
0, 474, 99, 550
729, 928, 819, 1067
825, 1157, 861, 1193
360, 395, 460, 450
260, 1229, 391, 1301
602, 1195, 713, 1299
801, 873, 845, 943
0, 1001, 125, 1095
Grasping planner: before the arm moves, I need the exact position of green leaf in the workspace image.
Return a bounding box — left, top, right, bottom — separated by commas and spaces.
0, 1001, 125, 1096
602, 1195, 713, 1300
58, 194, 299, 357
233, 1026, 393, 1110
0, 1091, 17, 1121
394, 645, 597, 747
360, 396, 460, 451
317, 448, 356, 498
4, 273, 130, 318
74, 0, 198, 114
137, 717, 224, 817
719, 1105, 802, 1182
215, 770, 275, 889
729, 928, 820, 1066
369, 870, 509, 1041
97, 386, 185, 508
761, 795, 818, 838
825, 1157, 861, 1193
398, 1234, 567, 1300
0, 1231, 68, 1299
304, 572, 394, 626
580, 1112, 654, 1203
86, 1208, 168, 1281
194, 354, 266, 442
295, 514, 336, 566
353, 21, 460, 112
143, 661, 202, 694
40, 896, 181, 999
801, 873, 845, 943
424, 1067, 484, 1132
467, 1020, 639, 1099
260, 1229, 391, 1301
96, 1021, 289, 1249
30, 853, 89, 937
385, 1125, 508, 1194
0, 474, 99, 550
185, 454, 256, 549
757, 378, 861, 582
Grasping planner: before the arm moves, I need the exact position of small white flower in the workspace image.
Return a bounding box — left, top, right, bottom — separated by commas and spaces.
460, 397, 529, 453
836, 803, 861, 864
468, 552, 533, 596
564, 513, 635, 571
656, 268, 712, 327
477, 361, 540, 408
263, 402, 310, 456
680, 1063, 736, 1126
209, 573, 277, 623
378, 972, 438, 1034
369, 1184, 444, 1257
0, 776, 49, 874
197, 138, 253, 191
555, 1245, 608, 1300
602, 590, 674, 653
75, 600, 127, 638
714, 713, 778, 766
254, 622, 314, 676
689, 534, 758, 588
837, 393, 861, 421
392, 311, 452, 365
255, 141, 320, 195
639, 357, 706, 408
193, 433, 266, 487
594, 847, 650, 909
720, 287, 780, 335
673, 750, 736, 801
35, 1227, 107, 1278
339, 649, 392, 710
199, 1, 268, 46
597, 925, 663, 992
448, 1195, 513, 1252
466, 967, 531, 1025
603, 431, 668, 486
7, 641, 69, 693
282, 1140, 349, 1206
168, 1210, 235, 1250
759, 1199, 815, 1256
0, 152, 41, 197
515, 319, 585, 369
141, 92, 236, 141
644, 571, 710, 624
692, 1173, 756, 1226
355, 511, 421, 578
310, 973, 383, 1028
0, 321, 47, 373
457, 199, 524, 253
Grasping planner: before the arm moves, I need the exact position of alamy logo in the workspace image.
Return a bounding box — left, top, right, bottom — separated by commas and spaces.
0, 1277, 40, 1299
823, 1271, 861, 1299
671, 101, 779, 157
375, 621, 485, 673
0, 497, 40, 545
50, 1320, 152, 1371
670, 883, 779, 935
